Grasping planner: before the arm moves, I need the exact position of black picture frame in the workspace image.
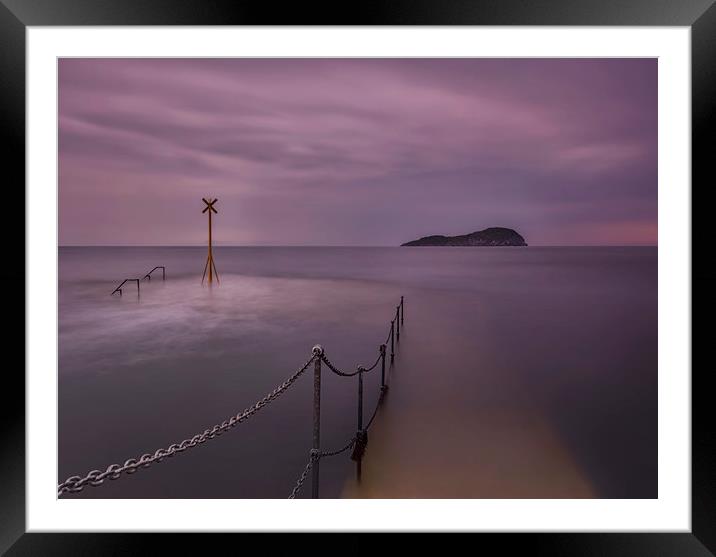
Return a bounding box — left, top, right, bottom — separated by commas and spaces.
1, 0, 710, 553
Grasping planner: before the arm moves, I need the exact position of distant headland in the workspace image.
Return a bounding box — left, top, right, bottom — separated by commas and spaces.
401, 227, 527, 247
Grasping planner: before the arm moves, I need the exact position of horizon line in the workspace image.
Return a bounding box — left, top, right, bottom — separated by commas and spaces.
57, 244, 658, 248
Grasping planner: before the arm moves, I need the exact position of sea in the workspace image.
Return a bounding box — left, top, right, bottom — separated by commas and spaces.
58, 246, 657, 498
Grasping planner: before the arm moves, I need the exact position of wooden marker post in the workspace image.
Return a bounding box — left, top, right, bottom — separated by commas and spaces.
201, 198, 219, 284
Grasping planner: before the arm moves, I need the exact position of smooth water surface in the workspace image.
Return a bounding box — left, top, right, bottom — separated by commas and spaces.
59, 246, 657, 498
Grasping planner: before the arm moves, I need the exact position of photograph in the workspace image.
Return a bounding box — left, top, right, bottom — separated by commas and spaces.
2, 0, 709, 550
0, 0, 716, 557
57, 57, 658, 500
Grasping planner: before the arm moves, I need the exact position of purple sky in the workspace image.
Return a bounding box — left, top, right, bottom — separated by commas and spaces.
58, 58, 657, 246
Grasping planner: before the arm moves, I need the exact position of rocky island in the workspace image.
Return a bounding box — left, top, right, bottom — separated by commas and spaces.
401, 227, 527, 247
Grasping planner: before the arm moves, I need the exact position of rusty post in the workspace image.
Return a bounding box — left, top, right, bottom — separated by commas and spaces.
396, 305, 400, 341
380, 344, 387, 392
390, 320, 395, 363
357, 367, 364, 482
202, 198, 219, 284
311, 345, 323, 499
208, 208, 213, 283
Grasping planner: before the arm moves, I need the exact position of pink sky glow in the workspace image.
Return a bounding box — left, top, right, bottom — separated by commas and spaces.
59, 58, 657, 246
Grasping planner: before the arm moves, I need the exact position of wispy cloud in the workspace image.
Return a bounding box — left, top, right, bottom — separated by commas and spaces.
59, 58, 657, 246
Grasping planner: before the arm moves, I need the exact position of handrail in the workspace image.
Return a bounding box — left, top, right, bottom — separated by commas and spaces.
142, 266, 165, 281
110, 279, 140, 296
110, 266, 165, 296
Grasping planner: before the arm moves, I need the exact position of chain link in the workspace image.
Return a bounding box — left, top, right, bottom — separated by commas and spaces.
320, 353, 361, 377
58, 353, 317, 496
321, 351, 381, 377
288, 455, 314, 499
361, 353, 382, 373
287, 409, 378, 499
366, 390, 386, 430
320, 436, 357, 458
385, 320, 394, 344
287, 435, 357, 498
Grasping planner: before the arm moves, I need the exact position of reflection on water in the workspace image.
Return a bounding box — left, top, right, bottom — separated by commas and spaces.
59, 246, 656, 498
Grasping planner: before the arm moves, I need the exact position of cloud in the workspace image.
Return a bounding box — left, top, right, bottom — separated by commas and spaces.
59, 58, 657, 246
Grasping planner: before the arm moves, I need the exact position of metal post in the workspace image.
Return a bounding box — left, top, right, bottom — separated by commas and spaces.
311, 345, 323, 499
401, 296, 404, 325
396, 306, 400, 341
208, 209, 213, 283
162, 266, 166, 280
390, 320, 395, 363
202, 198, 219, 284
357, 368, 364, 482
380, 344, 387, 392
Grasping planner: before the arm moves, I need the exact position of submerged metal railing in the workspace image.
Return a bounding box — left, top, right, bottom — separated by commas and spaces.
110, 278, 140, 296
111, 266, 165, 295
142, 266, 166, 281
58, 296, 406, 499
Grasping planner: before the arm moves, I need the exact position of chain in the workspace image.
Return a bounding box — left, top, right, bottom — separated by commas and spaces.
385, 320, 394, 344
320, 353, 360, 377
361, 352, 382, 373
60, 296, 404, 499
288, 455, 314, 499
287, 435, 357, 498
366, 390, 386, 430
321, 351, 381, 377
320, 435, 357, 458
58, 353, 317, 496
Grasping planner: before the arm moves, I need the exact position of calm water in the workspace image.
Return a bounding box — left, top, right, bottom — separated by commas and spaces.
58, 246, 657, 498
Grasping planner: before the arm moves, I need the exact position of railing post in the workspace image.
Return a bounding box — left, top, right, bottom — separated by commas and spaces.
162, 266, 166, 280
390, 320, 395, 363
396, 306, 400, 341
401, 295, 404, 325
380, 344, 387, 393
356, 367, 364, 482
311, 345, 323, 499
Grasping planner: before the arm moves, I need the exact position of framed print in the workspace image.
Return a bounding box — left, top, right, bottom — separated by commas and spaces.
1, 0, 711, 554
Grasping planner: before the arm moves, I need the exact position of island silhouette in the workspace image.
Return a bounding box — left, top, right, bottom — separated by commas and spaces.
401, 227, 527, 247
